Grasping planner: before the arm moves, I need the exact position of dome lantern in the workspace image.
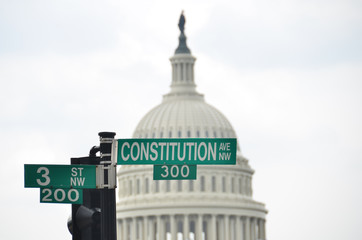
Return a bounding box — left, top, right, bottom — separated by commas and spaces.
167, 12, 201, 99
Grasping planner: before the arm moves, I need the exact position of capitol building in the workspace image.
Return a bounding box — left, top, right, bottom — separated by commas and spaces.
116, 13, 267, 240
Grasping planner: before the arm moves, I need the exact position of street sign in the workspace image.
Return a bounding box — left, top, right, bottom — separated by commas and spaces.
24, 164, 97, 189
40, 188, 83, 204
153, 165, 197, 180
116, 138, 237, 165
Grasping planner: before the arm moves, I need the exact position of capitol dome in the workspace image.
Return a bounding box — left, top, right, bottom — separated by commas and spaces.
117, 13, 267, 240
134, 89, 238, 142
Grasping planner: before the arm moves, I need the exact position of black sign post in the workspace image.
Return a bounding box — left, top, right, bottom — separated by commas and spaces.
70, 156, 101, 240
98, 132, 117, 240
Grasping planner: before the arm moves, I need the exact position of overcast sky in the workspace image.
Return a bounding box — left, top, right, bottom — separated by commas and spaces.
1, 0, 361, 240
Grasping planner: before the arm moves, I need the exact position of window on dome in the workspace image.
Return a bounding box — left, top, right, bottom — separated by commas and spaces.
155, 181, 160, 193
189, 180, 194, 192
222, 177, 226, 192
200, 176, 205, 192
160, 132, 163, 138
205, 131, 209, 137
169, 131, 172, 138
196, 131, 200, 138
129, 180, 133, 195
187, 131, 191, 137
231, 177, 235, 193
166, 180, 171, 192
239, 178, 242, 194
178, 131, 181, 137
180, 63, 184, 80
136, 179, 140, 194
174, 64, 178, 81
177, 180, 182, 191
241, 176, 245, 195
212, 176, 216, 192
213, 131, 217, 138
145, 178, 149, 194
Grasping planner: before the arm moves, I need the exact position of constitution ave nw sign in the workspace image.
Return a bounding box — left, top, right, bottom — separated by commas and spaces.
116, 138, 237, 165
24, 164, 97, 189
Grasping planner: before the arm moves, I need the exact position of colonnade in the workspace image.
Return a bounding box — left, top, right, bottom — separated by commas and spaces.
170, 55, 196, 84
117, 214, 266, 240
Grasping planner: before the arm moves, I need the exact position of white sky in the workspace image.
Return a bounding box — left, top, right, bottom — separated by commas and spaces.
1, 0, 362, 239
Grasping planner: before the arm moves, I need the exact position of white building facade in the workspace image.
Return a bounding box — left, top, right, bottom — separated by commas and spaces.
116, 13, 267, 240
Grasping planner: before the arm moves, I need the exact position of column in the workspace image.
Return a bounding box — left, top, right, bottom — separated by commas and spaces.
183, 62, 187, 81
157, 216, 161, 240
219, 217, 224, 240
185, 63, 190, 81
224, 215, 229, 240
139, 218, 144, 240
211, 215, 217, 240
132, 217, 137, 240
149, 217, 155, 240
206, 216, 210, 240
191, 62, 195, 83
123, 219, 128, 240
197, 214, 203, 240
117, 220, 121, 240
245, 217, 250, 240
250, 218, 255, 240
177, 62, 182, 82
181, 62, 185, 82
171, 215, 177, 240
172, 63, 176, 82
144, 217, 148, 240
260, 219, 266, 240
235, 217, 241, 240
161, 181, 166, 193
183, 179, 188, 192
230, 217, 235, 240
183, 215, 189, 240
161, 216, 166, 240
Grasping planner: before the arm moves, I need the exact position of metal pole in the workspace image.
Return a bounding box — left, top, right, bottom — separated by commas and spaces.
98, 132, 117, 240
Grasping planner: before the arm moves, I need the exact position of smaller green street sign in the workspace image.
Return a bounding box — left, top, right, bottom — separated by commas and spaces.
153, 165, 197, 180
117, 138, 237, 165
40, 188, 83, 204
24, 164, 97, 189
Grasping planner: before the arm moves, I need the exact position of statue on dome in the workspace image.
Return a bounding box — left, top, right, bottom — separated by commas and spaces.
175, 10, 191, 54
178, 11, 185, 34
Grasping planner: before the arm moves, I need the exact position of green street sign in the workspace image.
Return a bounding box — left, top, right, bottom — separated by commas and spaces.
40, 188, 83, 204
116, 138, 237, 165
153, 165, 197, 180
24, 164, 97, 189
